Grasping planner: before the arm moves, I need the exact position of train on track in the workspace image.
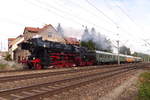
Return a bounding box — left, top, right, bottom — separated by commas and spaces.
19, 37, 142, 69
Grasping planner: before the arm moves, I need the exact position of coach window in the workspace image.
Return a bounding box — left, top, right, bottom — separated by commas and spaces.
102, 55, 104, 58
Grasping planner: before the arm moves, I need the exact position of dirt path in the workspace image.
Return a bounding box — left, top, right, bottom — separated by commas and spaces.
100, 70, 144, 100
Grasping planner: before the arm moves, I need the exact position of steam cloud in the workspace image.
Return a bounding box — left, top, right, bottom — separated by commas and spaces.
81, 27, 112, 51
56, 23, 112, 52
56, 23, 64, 37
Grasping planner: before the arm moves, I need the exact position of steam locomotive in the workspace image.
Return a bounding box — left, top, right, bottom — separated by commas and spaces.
19, 37, 96, 69
19, 37, 142, 69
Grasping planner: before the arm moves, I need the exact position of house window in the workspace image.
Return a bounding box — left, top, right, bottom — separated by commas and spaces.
48, 32, 52, 37
48, 34, 52, 37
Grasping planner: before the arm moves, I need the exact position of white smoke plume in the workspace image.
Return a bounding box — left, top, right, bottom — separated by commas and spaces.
81, 26, 92, 42
56, 23, 64, 37
55, 24, 112, 52
81, 27, 112, 51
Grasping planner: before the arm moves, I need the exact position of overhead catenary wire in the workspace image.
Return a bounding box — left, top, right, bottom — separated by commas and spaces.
67, 0, 116, 26
27, 0, 141, 47
86, 0, 150, 53
118, 0, 150, 43
102, 0, 150, 48
26, 0, 135, 38
24, 0, 84, 26
113, 1, 150, 46
85, 0, 135, 48
31, 0, 117, 34
85, 0, 136, 40
52, 0, 138, 41
85, 0, 118, 26
103, 0, 135, 40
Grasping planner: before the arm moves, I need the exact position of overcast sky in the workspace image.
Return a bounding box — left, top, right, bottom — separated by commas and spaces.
0, 0, 150, 54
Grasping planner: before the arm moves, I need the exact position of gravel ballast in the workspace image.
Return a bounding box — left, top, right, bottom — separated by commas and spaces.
43, 69, 140, 100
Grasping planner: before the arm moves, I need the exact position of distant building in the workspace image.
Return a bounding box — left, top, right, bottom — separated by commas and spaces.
8, 38, 15, 48
65, 37, 80, 45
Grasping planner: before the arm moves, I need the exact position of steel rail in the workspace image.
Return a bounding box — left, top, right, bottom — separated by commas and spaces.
0, 65, 142, 99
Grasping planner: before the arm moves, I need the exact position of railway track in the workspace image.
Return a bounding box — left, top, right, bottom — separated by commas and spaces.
0, 63, 140, 83
0, 64, 143, 100
0, 63, 130, 74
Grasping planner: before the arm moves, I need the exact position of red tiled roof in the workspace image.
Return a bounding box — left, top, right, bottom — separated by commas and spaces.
8, 38, 15, 41
25, 27, 41, 33
65, 37, 80, 45
25, 24, 53, 33
39, 24, 53, 32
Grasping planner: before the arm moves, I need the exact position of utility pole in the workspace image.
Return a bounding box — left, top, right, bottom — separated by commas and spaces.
117, 26, 120, 65
0, 40, 2, 52
117, 40, 120, 65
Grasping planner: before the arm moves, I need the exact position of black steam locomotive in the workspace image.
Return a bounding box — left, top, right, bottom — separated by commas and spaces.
19, 37, 96, 69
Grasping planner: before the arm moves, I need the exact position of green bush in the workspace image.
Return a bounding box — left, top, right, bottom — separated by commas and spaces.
5, 53, 12, 61
138, 72, 150, 100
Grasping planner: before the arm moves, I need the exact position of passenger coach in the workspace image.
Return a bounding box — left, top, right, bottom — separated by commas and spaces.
95, 50, 142, 64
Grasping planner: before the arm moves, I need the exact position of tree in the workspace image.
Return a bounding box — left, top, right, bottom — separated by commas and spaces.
81, 27, 96, 50
132, 52, 138, 56
119, 46, 131, 55
5, 53, 12, 61
81, 40, 96, 50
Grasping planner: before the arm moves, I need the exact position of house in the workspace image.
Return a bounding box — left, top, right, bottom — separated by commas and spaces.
8, 24, 66, 61
23, 24, 66, 43
8, 35, 25, 61
38, 24, 66, 43
23, 27, 41, 41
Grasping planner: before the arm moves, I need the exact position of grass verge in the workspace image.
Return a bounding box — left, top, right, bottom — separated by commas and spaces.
0, 63, 7, 70
138, 72, 150, 100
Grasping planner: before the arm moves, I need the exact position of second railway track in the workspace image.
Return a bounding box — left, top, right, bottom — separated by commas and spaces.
0, 63, 145, 100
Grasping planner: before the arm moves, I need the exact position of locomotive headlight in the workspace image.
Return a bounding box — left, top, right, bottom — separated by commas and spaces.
43, 44, 46, 48
33, 57, 35, 60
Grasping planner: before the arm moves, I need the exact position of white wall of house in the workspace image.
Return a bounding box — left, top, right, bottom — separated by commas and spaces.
38, 25, 66, 43
9, 37, 24, 60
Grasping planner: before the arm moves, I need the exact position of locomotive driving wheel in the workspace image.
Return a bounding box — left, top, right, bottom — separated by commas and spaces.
34, 63, 42, 70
